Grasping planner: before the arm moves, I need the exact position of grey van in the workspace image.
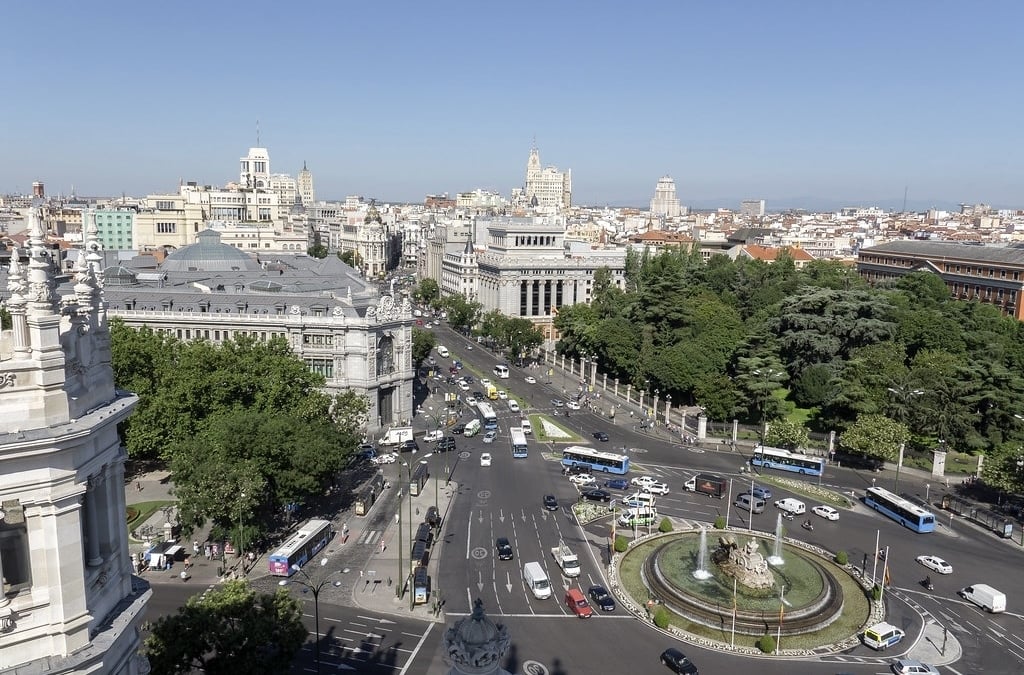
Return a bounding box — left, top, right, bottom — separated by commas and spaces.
735, 493, 766, 514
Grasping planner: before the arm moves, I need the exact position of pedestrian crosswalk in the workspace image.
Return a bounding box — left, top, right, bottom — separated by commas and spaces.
358, 529, 383, 546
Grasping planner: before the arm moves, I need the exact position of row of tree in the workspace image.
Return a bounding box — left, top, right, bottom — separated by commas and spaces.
546, 248, 1024, 491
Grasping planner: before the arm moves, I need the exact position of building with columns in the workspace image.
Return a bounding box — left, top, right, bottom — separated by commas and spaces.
474, 216, 627, 342
0, 209, 150, 673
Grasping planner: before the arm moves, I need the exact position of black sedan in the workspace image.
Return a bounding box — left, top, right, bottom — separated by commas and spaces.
495, 537, 514, 561
592, 431, 609, 441
543, 495, 559, 511
588, 585, 615, 611
660, 648, 698, 674
581, 489, 612, 503
451, 423, 466, 435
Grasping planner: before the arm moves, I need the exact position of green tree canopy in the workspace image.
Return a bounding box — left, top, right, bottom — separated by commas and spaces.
412, 278, 440, 307
145, 580, 307, 675
412, 327, 437, 366
764, 419, 810, 450
839, 414, 909, 462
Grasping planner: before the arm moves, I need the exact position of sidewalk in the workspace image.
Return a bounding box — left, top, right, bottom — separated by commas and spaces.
907, 619, 962, 667
345, 467, 458, 622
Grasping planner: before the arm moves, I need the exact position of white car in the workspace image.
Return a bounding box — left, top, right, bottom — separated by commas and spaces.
916, 555, 953, 575
479, 453, 492, 467
631, 475, 658, 487
524, 376, 537, 384
458, 381, 470, 391
566, 400, 581, 410
508, 400, 521, 413
480, 378, 493, 387
497, 390, 508, 400
483, 430, 497, 444
569, 474, 596, 486
373, 452, 398, 465
812, 505, 840, 521
642, 482, 670, 495
422, 429, 444, 443
623, 492, 656, 508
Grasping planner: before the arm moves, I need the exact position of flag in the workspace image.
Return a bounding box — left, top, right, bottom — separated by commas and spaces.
884, 565, 891, 587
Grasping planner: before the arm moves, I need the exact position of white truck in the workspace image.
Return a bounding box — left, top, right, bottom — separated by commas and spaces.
522, 561, 551, 599
549, 542, 581, 577
379, 426, 414, 447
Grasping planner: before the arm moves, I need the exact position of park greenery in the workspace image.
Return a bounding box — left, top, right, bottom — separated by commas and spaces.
547, 248, 1024, 492
144, 580, 307, 675
110, 320, 366, 539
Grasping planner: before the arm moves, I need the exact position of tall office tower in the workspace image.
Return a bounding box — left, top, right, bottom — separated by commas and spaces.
32, 181, 45, 198
297, 161, 316, 207
0, 209, 149, 673
650, 176, 682, 218
524, 146, 572, 209
741, 199, 766, 218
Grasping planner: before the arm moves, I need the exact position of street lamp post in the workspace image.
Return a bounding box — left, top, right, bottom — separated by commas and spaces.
278, 558, 341, 675
653, 389, 660, 422
664, 393, 672, 426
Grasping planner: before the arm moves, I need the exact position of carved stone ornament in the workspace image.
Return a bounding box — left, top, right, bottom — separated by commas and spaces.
711, 535, 775, 590
289, 305, 301, 315
0, 373, 16, 389
374, 294, 398, 323
332, 306, 344, 317
442, 598, 510, 674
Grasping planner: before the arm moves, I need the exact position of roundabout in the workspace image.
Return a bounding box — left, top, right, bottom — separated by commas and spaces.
613, 525, 875, 652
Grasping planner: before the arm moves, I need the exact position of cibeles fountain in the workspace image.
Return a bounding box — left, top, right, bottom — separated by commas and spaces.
641, 528, 847, 636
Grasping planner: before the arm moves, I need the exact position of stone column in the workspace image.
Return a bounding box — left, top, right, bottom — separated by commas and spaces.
697, 415, 708, 441
602, 372, 607, 391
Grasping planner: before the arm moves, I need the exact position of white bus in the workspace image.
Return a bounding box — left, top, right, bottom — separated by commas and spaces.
477, 402, 498, 430
493, 364, 510, 379
510, 427, 528, 458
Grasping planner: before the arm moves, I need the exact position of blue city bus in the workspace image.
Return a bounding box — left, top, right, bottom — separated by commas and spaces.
864, 486, 936, 533
561, 446, 630, 475
751, 445, 825, 476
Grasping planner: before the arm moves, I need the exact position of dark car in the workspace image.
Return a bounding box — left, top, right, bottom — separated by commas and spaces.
358, 443, 377, 459
424, 505, 441, 528
592, 431, 609, 442
582, 489, 612, 503
588, 585, 615, 611
400, 439, 419, 453
451, 423, 466, 435
463, 375, 474, 384
567, 464, 591, 475
473, 391, 485, 400
454, 360, 464, 370
543, 495, 559, 511
660, 648, 698, 674
604, 478, 629, 490
437, 436, 456, 451
495, 537, 514, 561
752, 485, 772, 500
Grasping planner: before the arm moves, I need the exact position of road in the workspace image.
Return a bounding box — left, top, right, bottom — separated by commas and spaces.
424, 323, 1024, 675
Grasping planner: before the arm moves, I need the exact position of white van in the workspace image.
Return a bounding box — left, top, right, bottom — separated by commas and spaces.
959, 584, 1006, 613
774, 498, 806, 515
464, 419, 481, 437
622, 492, 656, 509
862, 621, 906, 650
436, 346, 450, 358
735, 494, 766, 514
618, 507, 658, 528
522, 561, 551, 599
520, 418, 532, 434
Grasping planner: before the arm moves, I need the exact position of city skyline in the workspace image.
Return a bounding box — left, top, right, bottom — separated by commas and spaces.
3, 1, 1023, 210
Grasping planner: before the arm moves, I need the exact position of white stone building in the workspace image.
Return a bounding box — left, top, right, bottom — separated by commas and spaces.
0, 209, 150, 673
524, 146, 571, 209
650, 176, 682, 218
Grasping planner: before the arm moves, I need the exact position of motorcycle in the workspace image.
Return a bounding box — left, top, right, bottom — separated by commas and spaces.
801, 520, 814, 531
782, 511, 795, 521
922, 578, 934, 591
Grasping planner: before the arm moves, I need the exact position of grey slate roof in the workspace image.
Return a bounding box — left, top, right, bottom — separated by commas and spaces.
861, 240, 1024, 265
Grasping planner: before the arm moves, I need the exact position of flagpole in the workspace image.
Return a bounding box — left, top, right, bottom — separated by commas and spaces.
880, 545, 890, 602
870, 529, 880, 587
776, 585, 784, 655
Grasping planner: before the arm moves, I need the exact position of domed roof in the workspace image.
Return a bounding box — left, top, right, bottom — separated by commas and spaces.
442, 599, 510, 674
160, 229, 262, 272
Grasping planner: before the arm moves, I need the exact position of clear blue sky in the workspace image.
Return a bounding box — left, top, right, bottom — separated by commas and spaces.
3, 1, 1022, 210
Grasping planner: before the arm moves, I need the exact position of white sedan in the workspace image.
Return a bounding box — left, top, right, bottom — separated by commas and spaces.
566, 400, 581, 410
497, 390, 508, 400
916, 555, 953, 575
458, 381, 470, 391
524, 376, 537, 384
569, 474, 596, 486
812, 505, 840, 521
480, 378, 493, 387
642, 482, 670, 495
480, 453, 492, 467
631, 475, 658, 487
373, 452, 398, 465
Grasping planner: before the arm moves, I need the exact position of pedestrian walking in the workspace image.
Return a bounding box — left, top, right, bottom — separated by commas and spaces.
204, 545, 211, 560
135, 481, 142, 492
193, 541, 200, 556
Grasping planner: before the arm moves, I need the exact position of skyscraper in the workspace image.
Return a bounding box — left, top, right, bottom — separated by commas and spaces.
650, 176, 682, 218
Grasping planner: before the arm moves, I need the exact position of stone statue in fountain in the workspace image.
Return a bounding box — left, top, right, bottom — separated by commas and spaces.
711, 535, 775, 590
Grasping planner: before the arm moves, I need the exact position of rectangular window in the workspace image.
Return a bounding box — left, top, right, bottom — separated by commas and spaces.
1, 507, 32, 594
155, 200, 175, 210
156, 222, 177, 234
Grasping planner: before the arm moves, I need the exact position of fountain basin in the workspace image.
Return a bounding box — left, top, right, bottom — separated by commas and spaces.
642, 533, 845, 636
